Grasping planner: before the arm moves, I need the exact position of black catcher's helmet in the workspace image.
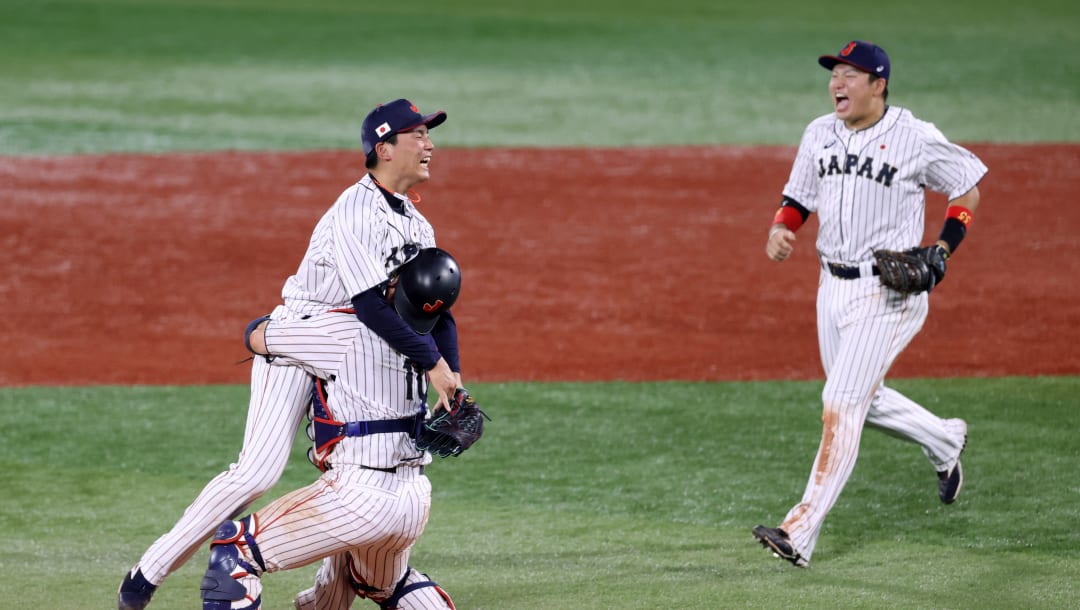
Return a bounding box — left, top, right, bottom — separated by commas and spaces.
393, 247, 461, 334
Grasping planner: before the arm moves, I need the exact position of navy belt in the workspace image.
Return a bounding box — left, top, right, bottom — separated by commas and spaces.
827, 262, 880, 279
342, 417, 416, 437
360, 464, 425, 474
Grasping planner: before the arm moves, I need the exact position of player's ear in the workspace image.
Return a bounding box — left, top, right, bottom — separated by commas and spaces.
375, 140, 393, 162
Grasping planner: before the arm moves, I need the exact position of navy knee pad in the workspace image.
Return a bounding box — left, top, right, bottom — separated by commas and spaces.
200, 517, 265, 609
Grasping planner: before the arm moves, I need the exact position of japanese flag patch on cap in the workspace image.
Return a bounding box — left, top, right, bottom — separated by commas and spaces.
361, 99, 448, 156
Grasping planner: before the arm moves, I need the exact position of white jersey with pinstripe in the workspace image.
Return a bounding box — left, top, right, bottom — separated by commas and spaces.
783, 105, 988, 262
282, 173, 436, 317
266, 170, 438, 469
130, 173, 436, 594
775, 105, 987, 562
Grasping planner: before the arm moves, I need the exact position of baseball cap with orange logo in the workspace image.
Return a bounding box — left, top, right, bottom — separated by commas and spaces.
818, 40, 890, 82
361, 98, 447, 157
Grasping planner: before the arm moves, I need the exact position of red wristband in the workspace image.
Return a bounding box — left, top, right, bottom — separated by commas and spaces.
946, 205, 974, 227
772, 206, 804, 232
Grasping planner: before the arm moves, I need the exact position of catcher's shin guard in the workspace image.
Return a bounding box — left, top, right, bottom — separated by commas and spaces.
201, 516, 265, 610
377, 567, 455, 610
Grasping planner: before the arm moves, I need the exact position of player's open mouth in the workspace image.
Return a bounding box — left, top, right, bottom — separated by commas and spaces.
834, 93, 850, 113
420, 158, 431, 168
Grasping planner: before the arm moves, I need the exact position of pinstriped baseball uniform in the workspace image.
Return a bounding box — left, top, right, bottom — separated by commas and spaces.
785, 107, 986, 262
265, 312, 434, 471
223, 321, 435, 604
777, 106, 987, 562
134, 355, 313, 586
130, 173, 437, 593
263, 312, 451, 609
282, 173, 436, 317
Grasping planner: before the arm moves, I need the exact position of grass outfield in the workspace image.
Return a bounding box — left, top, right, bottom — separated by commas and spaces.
1, 0, 1078, 153
2, 378, 1077, 608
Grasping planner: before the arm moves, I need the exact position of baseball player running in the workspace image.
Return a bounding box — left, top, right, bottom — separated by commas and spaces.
119, 98, 460, 609
753, 40, 987, 567
199, 249, 464, 610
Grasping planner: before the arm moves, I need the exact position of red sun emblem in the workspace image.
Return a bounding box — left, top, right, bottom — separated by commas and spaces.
422, 300, 444, 313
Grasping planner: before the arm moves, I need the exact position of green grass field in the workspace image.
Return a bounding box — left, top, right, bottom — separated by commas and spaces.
1, 0, 1078, 153
2, 379, 1078, 608
2, 0, 1078, 608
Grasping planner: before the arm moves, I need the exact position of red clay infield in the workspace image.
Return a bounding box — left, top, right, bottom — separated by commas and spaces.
2, 144, 1077, 386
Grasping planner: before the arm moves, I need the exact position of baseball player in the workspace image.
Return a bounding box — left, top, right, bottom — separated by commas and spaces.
198, 249, 464, 610
753, 40, 987, 567
118, 98, 460, 609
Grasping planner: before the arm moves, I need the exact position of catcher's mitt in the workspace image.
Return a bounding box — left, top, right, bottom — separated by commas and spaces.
873, 245, 948, 294
416, 388, 490, 457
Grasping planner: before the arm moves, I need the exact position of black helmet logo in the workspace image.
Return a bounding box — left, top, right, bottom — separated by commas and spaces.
393, 248, 461, 334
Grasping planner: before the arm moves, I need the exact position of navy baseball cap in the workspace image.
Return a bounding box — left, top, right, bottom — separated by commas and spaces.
818, 40, 890, 82
361, 99, 447, 157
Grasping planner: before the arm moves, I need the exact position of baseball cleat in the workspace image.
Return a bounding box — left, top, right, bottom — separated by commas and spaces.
752, 525, 807, 567
118, 567, 157, 610
937, 419, 967, 504
937, 462, 963, 504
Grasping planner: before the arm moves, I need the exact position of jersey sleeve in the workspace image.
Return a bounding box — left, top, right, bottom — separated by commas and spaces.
781, 122, 824, 212
332, 188, 391, 299
919, 123, 989, 200
431, 310, 460, 373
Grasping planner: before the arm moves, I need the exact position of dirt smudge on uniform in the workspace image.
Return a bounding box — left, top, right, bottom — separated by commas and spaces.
815, 408, 840, 486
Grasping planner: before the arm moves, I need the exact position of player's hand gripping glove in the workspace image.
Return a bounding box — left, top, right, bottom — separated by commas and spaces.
416, 388, 490, 457
873, 245, 948, 294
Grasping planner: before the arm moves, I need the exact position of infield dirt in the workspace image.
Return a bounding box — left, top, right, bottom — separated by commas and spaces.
2, 145, 1077, 385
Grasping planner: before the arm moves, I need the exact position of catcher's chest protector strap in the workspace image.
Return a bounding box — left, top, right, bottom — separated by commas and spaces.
310, 379, 425, 469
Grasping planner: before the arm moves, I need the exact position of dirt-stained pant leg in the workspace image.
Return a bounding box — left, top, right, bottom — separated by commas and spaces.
781, 275, 928, 562
268, 312, 444, 608
224, 467, 431, 606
